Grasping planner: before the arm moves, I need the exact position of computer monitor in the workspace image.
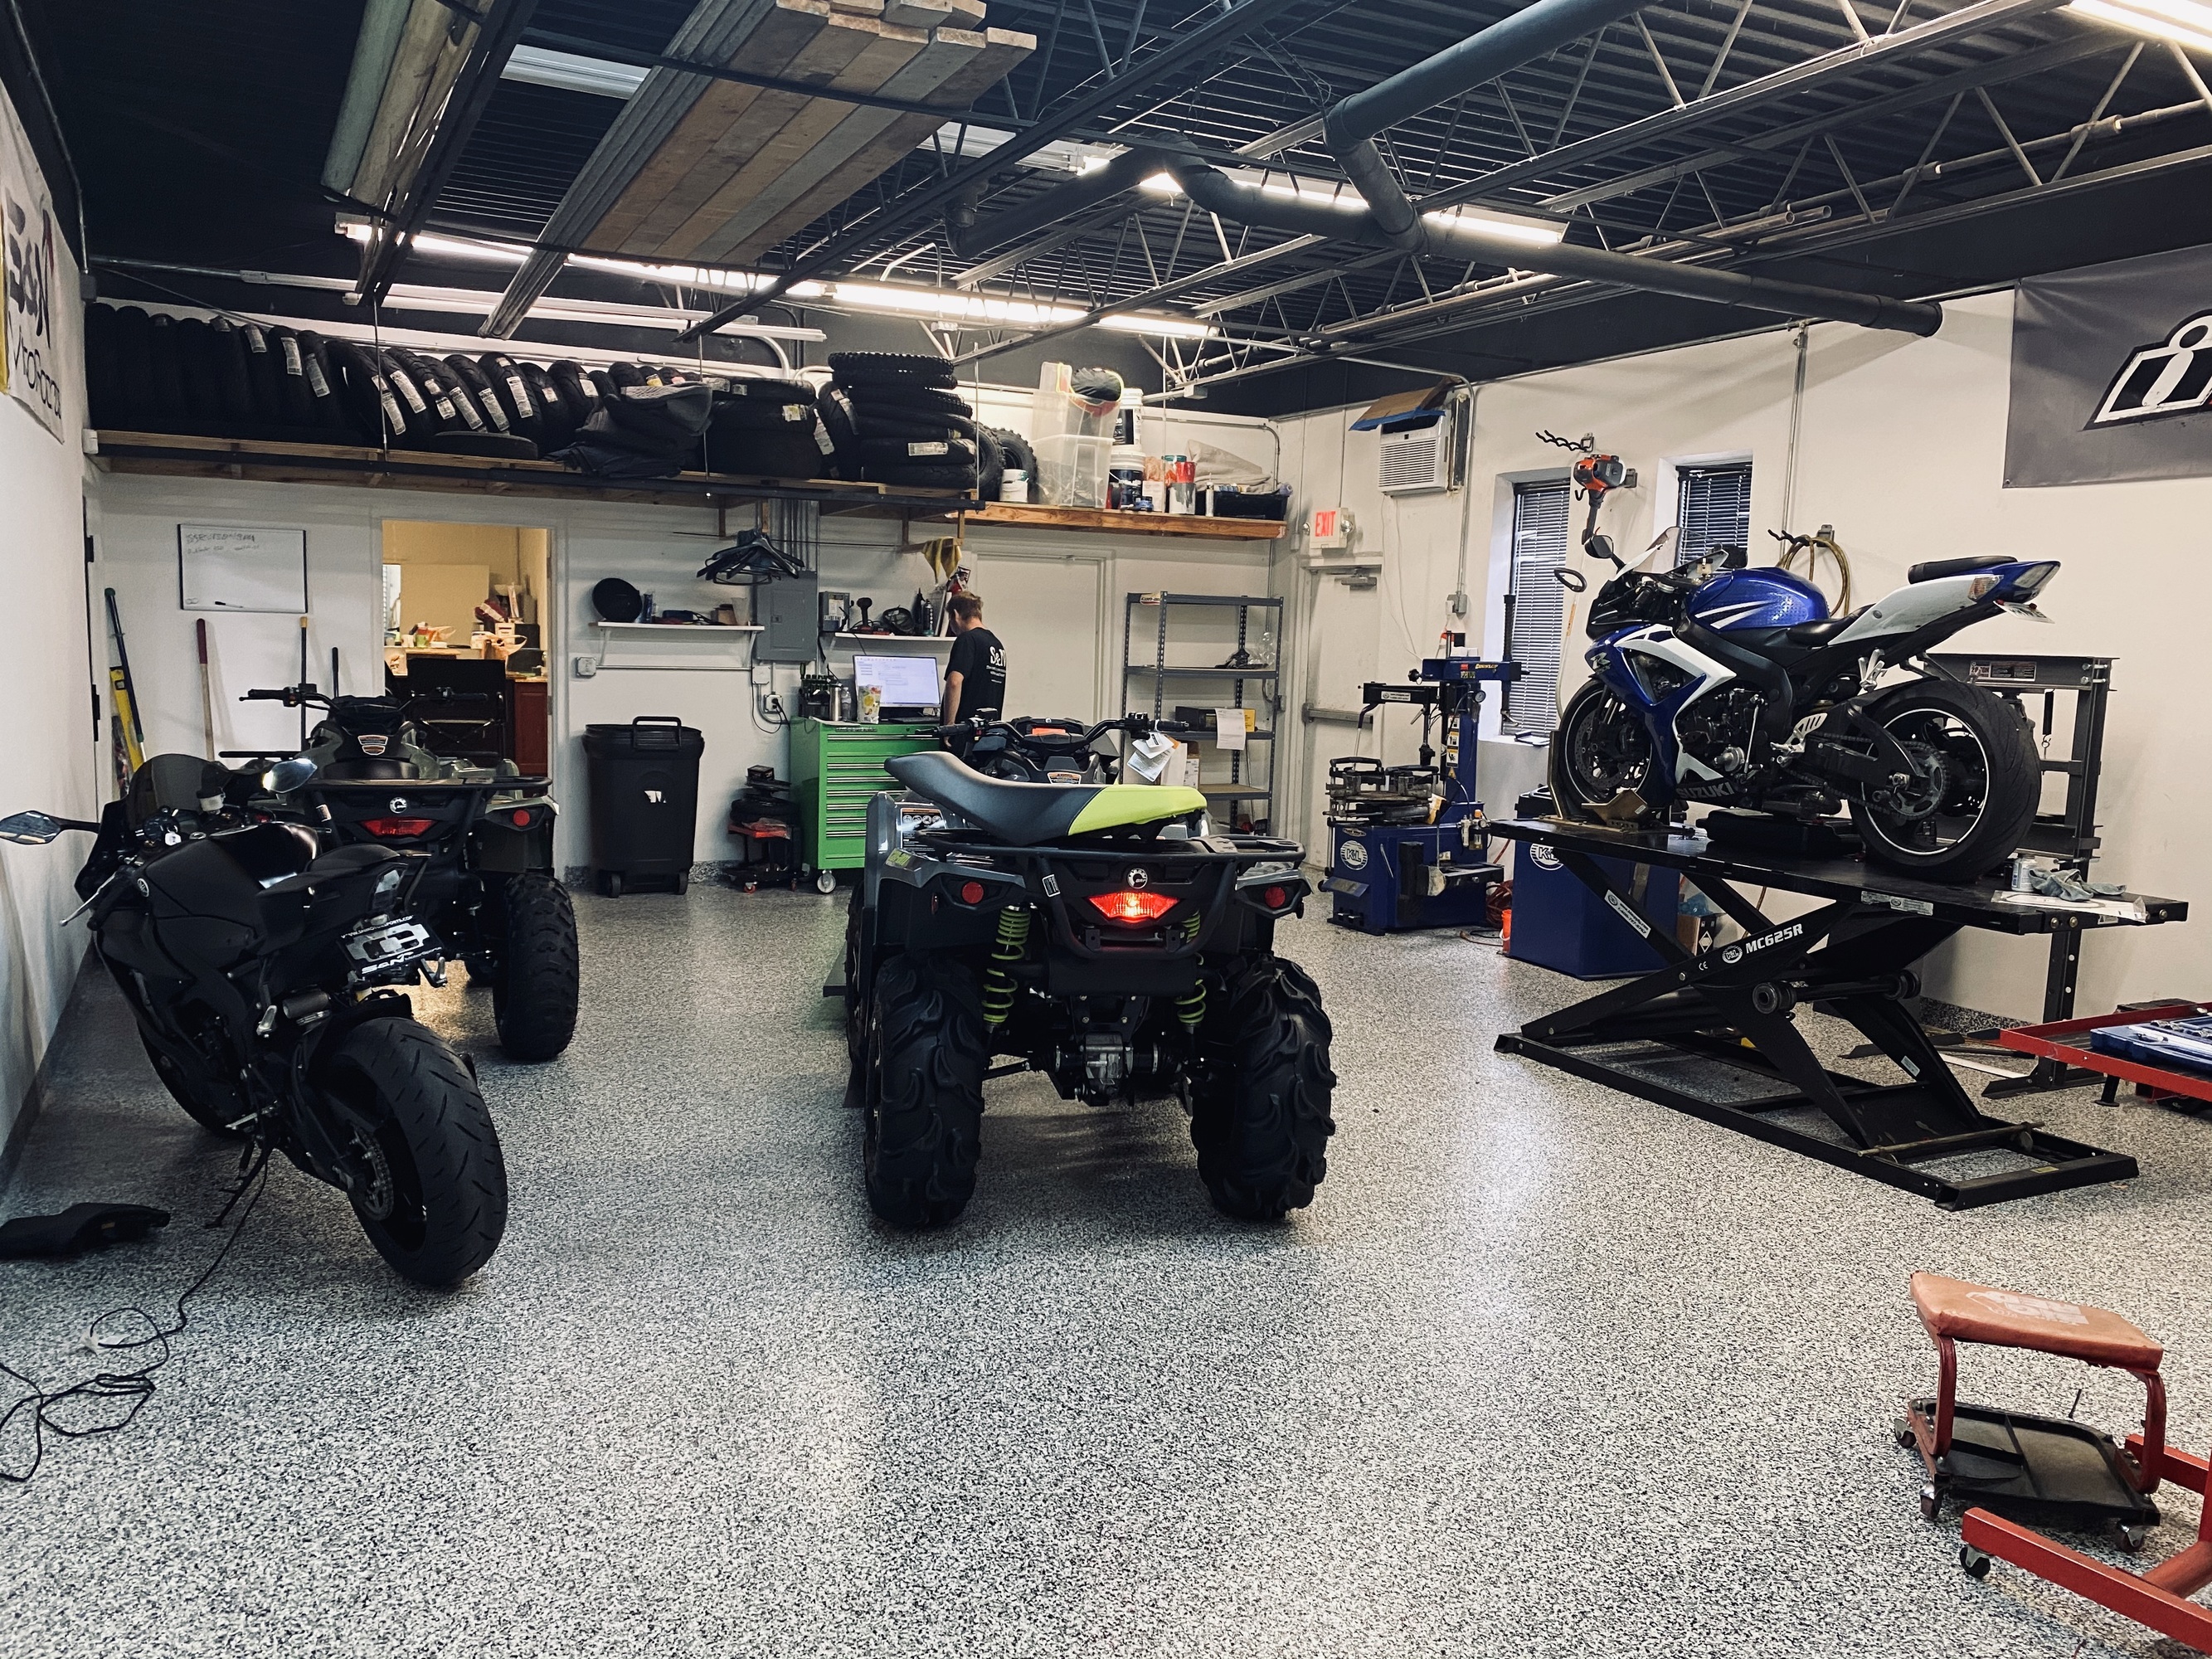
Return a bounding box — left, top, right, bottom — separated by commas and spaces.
853, 653, 943, 711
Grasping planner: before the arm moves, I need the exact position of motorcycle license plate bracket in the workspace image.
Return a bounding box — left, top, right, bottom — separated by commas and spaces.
1490, 817, 2185, 1209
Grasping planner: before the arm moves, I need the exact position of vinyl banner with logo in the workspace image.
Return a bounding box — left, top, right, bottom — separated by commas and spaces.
2005, 242, 2212, 488
0, 84, 63, 440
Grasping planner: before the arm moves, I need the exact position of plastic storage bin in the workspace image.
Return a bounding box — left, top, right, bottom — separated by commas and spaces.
1505, 841, 1679, 978
1035, 433, 1111, 507
582, 716, 703, 898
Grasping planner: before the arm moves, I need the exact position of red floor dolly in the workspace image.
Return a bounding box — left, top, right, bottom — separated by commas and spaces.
1899, 1273, 2212, 1651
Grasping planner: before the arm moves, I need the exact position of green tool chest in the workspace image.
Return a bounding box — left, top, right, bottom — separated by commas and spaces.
790, 718, 936, 878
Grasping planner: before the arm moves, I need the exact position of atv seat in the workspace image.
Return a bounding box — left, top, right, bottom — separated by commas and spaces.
1908, 556, 2011, 584
886, 751, 1206, 846
318, 758, 418, 781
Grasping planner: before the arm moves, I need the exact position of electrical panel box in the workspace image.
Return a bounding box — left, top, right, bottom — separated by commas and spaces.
1378, 425, 1451, 495
759, 573, 821, 664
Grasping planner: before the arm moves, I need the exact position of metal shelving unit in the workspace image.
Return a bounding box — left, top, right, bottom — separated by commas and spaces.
1122, 591, 1282, 831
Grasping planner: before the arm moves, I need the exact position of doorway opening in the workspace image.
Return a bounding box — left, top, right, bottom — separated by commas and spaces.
380, 521, 552, 778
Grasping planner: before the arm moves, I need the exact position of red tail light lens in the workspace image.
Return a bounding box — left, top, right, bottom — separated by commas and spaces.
508, 809, 533, 828
1088, 889, 1177, 924
959, 880, 985, 905
362, 816, 435, 839
1263, 885, 1289, 909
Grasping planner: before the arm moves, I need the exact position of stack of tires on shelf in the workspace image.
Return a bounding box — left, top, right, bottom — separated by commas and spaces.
81, 304, 979, 490
821, 350, 1027, 499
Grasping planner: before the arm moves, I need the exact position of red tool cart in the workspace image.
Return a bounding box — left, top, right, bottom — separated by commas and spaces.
1995, 1002, 2212, 1109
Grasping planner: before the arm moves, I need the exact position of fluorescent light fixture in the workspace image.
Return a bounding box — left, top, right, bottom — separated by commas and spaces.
1136, 166, 1563, 244
925, 124, 1120, 173
1097, 313, 1217, 339
503, 45, 649, 99
2068, 0, 2212, 49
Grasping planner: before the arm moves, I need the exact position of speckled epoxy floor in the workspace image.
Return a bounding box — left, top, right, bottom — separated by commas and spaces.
6, 888, 2212, 1658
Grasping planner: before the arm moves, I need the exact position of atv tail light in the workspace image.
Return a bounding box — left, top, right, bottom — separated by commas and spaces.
1088, 889, 1177, 924
959, 880, 986, 905
508, 808, 533, 828
1263, 885, 1289, 910
362, 816, 435, 839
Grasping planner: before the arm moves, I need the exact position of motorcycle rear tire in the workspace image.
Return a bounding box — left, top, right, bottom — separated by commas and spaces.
1847, 678, 2040, 882
489, 872, 580, 1062
323, 1019, 507, 1286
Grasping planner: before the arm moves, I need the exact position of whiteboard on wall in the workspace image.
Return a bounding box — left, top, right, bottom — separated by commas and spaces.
177, 524, 309, 613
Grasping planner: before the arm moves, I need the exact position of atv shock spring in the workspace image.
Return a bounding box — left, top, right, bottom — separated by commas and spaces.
983, 907, 1029, 1029
1175, 913, 1206, 1029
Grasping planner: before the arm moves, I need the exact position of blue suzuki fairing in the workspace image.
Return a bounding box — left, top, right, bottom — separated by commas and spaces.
1685, 568, 1829, 632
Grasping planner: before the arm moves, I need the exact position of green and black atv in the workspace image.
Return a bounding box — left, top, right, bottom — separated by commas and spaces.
839, 714, 1336, 1229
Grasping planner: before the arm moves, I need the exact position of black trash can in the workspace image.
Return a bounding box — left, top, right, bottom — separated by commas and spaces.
583, 717, 704, 897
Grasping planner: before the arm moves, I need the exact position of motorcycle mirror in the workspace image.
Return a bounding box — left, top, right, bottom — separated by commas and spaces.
0, 810, 64, 844
1553, 567, 1588, 593
1584, 532, 1622, 567
263, 757, 318, 794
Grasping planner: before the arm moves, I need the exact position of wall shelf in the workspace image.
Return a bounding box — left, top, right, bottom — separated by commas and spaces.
911, 502, 1286, 540
826, 633, 954, 654
590, 620, 761, 672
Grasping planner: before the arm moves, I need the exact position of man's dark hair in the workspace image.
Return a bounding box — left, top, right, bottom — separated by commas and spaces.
948, 592, 984, 623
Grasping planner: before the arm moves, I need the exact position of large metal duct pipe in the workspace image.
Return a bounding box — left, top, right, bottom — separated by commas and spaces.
1171, 165, 1942, 335
1322, 0, 1659, 249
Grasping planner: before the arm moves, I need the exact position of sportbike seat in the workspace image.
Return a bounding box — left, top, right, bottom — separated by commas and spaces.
887, 751, 1205, 845
1908, 556, 2012, 584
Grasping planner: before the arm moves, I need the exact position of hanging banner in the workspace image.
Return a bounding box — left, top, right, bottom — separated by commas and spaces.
2005, 242, 2212, 489
0, 83, 63, 441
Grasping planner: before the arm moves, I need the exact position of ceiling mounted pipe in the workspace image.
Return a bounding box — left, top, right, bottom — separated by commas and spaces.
1168, 164, 1942, 335
953, 148, 1177, 259
1321, 0, 1660, 251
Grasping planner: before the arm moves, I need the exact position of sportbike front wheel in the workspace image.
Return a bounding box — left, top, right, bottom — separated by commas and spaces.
1548, 679, 1654, 820
1846, 679, 2039, 882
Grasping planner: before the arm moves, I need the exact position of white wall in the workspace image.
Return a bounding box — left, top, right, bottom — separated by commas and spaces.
0, 85, 97, 1174
1276, 289, 2207, 1019
90, 399, 1285, 876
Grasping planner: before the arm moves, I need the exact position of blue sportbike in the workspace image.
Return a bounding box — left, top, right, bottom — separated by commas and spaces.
1549, 528, 2057, 882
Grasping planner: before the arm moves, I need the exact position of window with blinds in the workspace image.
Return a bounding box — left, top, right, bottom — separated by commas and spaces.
1505, 479, 1571, 729
1675, 462, 1753, 565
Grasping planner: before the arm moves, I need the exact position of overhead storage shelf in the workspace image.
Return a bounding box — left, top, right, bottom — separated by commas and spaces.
91, 431, 979, 513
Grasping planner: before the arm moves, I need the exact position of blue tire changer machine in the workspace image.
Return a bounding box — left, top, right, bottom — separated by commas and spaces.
1323, 657, 1519, 933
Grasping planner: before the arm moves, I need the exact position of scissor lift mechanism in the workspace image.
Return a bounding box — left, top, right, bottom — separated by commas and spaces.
1490, 817, 2186, 1209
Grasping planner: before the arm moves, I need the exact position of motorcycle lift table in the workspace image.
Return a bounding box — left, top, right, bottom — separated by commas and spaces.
1489, 817, 2188, 1209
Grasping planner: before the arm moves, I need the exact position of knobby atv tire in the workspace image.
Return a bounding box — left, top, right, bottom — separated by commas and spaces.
863, 952, 986, 1228
489, 872, 580, 1061
1190, 955, 1336, 1221
843, 884, 866, 1065
321, 1019, 507, 1285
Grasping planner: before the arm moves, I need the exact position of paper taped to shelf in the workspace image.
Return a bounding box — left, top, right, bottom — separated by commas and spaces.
1214, 708, 1247, 752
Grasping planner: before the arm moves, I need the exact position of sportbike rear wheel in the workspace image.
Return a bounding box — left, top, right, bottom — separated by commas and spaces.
1847, 679, 2039, 881
1548, 678, 1654, 819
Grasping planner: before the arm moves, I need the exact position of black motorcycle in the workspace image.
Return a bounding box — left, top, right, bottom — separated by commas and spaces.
235, 685, 577, 1062
2, 754, 507, 1285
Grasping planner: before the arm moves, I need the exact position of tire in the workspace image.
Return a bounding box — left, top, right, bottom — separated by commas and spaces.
488, 873, 580, 1062
446, 354, 513, 432
977, 427, 1004, 504
829, 350, 957, 389
818, 386, 862, 479
1846, 677, 2039, 881
1189, 955, 1336, 1221
112, 307, 157, 427
1548, 677, 1654, 820
549, 359, 600, 428
863, 952, 986, 1228
843, 883, 865, 1064
854, 409, 978, 443
866, 462, 979, 489
479, 354, 542, 440
320, 1019, 507, 1285
240, 322, 284, 423
859, 435, 976, 468
523, 360, 576, 449
140, 1032, 246, 1139
269, 326, 318, 425
145, 314, 188, 422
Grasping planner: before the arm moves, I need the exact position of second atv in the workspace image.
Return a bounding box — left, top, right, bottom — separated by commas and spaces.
241, 684, 580, 1062
841, 717, 1335, 1229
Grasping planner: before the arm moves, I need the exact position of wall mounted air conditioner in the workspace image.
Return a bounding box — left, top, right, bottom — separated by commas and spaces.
1378, 422, 1451, 495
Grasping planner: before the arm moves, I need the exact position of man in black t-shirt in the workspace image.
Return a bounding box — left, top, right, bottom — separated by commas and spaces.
941, 591, 1007, 728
